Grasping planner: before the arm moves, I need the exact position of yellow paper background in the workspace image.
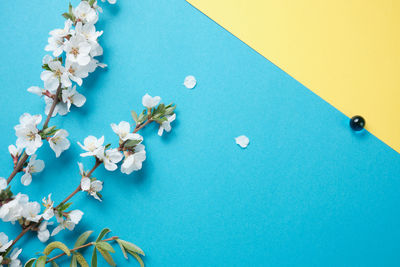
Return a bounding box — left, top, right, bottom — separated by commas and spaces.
187, 0, 400, 153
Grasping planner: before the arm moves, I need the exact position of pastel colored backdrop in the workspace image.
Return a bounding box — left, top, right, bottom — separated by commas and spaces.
187, 0, 400, 153
1, 0, 400, 266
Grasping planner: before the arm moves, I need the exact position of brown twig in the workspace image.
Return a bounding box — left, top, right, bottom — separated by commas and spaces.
56, 160, 102, 209
133, 119, 153, 133
7, 152, 28, 184
10, 225, 32, 247
43, 84, 62, 129
6, 84, 62, 185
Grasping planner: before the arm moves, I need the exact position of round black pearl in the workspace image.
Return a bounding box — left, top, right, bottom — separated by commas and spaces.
350, 115, 365, 131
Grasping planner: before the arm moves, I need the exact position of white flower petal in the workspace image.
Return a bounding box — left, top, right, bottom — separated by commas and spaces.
235, 135, 250, 148
81, 178, 91, 191
27, 86, 43, 96
183, 75, 197, 89
21, 173, 32, 186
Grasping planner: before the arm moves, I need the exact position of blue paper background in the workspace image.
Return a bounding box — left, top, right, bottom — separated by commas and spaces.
1, 0, 400, 266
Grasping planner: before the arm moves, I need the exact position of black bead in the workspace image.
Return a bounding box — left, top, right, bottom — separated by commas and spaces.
350, 115, 365, 131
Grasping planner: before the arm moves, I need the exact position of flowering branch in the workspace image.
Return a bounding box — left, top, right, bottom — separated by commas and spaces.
0, 0, 123, 266
1, 93, 176, 266
0, 1, 179, 266
1, 0, 111, 192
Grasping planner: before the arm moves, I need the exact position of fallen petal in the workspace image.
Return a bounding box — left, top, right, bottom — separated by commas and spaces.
235, 135, 250, 148
183, 75, 197, 89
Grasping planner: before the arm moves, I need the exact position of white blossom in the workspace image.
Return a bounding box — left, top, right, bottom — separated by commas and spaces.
45, 19, 73, 57
75, 22, 103, 57
0, 178, 6, 192
142, 93, 161, 109
235, 135, 250, 148
49, 129, 71, 157
158, 114, 176, 136
69, 210, 84, 224
51, 210, 83, 236
96, 148, 123, 171
183, 75, 197, 89
65, 60, 89, 86
73, 1, 98, 24
78, 136, 104, 157
21, 155, 45, 186
40, 60, 70, 91
14, 113, 43, 155
41, 194, 54, 220
111, 121, 142, 142
81, 177, 103, 201
8, 247, 22, 267
61, 86, 86, 111
21, 201, 41, 223
0, 193, 29, 223
8, 145, 22, 159
0, 232, 12, 253
121, 144, 146, 174
64, 34, 92, 66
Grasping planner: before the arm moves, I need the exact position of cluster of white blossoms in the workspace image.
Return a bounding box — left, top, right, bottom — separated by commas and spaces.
30, 0, 110, 118
7, 0, 116, 188
0, 2, 116, 265
11, 113, 71, 185
77, 94, 177, 184
0, 192, 83, 244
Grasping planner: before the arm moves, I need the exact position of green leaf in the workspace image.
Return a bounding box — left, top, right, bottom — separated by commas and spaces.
96, 248, 116, 267
42, 64, 51, 71
43, 241, 71, 257
75, 252, 89, 267
74, 231, 93, 248
58, 202, 73, 212
137, 110, 147, 124
131, 110, 138, 123
71, 254, 77, 267
42, 126, 57, 135
104, 143, 111, 150
51, 262, 59, 267
124, 139, 142, 148
154, 103, 164, 113
69, 2, 73, 14
35, 256, 47, 267
91, 247, 97, 267
96, 228, 111, 242
153, 117, 167, 124
24, 258, 36, 267
118, 240, 145, 256
116, 239, 128, 260
89, 0, 96, 6
127, 251, 145, 267
165, 105, 176, 116
62, 12, 72, 20
96, 242, 115, 253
